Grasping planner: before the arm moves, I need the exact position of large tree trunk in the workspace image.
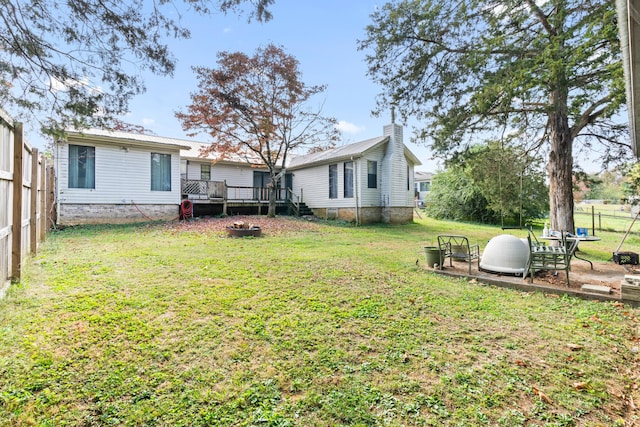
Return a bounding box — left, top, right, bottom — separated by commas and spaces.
267, 174, 277, 217
547, 90, 575, 233
267, 189, 277, 217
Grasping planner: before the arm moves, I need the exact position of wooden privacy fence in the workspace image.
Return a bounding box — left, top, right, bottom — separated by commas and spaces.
0, 110, 52, 296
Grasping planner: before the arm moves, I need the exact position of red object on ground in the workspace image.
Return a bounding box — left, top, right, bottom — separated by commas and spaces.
180, 199, 193, 220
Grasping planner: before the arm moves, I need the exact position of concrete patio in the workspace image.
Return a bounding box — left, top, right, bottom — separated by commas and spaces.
427, 255, 640, 306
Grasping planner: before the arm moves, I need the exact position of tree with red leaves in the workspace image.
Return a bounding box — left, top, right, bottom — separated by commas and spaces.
176, 44, 339, 217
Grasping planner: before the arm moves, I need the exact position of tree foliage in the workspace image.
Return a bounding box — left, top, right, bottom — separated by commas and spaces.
360, 0, 628, 232
425, 165, 491, 223
426, 143, 548, 224
583, 170, 627, 202
176, 43, 339, 217
624, 162, 640, 197
0, 0, 274, 136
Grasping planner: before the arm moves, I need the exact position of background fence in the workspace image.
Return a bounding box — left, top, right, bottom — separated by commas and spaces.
0, 110, 52, 297
575, 203, 640, 234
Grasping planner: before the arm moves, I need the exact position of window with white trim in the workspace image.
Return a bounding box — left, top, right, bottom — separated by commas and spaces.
344, 161, 354, 198
151, 153, 171, 191
68, 144, 95, 189
329, 164, 337, 199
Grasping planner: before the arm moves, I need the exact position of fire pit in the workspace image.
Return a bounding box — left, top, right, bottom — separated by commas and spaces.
480, 234, 529, 275
226, 221, 262, 238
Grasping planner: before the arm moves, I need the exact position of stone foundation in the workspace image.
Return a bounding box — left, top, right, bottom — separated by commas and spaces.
312, 206, 413, 224
382, 207, 414, 224
58, 203, 179, 226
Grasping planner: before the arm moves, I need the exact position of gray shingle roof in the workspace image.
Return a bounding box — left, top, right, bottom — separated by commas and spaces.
288, 136, 389, 169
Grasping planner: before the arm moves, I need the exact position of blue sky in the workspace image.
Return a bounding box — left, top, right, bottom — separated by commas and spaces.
25, 0, 609, 172
103, 0, 438, 172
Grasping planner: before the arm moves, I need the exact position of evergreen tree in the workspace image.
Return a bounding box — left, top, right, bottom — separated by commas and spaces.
360, 0, 628, 232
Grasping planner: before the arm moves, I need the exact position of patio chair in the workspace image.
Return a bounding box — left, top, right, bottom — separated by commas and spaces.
437, 235, 480, 274
525, 230, 578, 286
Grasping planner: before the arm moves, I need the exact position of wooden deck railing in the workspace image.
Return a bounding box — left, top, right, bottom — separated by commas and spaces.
181, 179, 293, 203
181, 179, 225, 199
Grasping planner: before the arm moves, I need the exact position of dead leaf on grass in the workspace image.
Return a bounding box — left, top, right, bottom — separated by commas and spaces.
566, 343, 584, 351
532, 386, 553, 404
514, 359, 529, 367
572, 381, 590, 391
615, 390, 639, 411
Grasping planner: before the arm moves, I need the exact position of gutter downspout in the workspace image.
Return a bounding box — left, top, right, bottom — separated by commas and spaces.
351, 156, 359, 225
617, 0, 636, 155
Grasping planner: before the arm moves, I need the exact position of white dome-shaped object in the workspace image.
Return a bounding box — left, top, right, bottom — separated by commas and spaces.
480, 234, 530, 275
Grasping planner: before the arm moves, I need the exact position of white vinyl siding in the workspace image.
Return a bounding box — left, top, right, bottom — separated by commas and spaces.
358, 147, 385, 207
57, 142, 182, 204
184, 160, 265, 187
293, 157, 382, 209
405, 161, 415, 204
382, 123, 414, 207
291, 141, 419, 210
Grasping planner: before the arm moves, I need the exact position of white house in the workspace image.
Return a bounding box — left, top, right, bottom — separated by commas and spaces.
288, 121, 421, 224
54, 120, 421, 225
414, 171, 433, 207
55, 129, 190, 225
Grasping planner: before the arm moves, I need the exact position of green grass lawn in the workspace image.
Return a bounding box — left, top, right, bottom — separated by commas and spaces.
0, 216, 639, 426
575, 203, 640, 234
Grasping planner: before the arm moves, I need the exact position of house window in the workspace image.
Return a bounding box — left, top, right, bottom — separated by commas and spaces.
419, 181, 431, 192
151, 153, 171, 191
68, 144, 95, 189
329, 164, 337, 199
201, 163, 211, 180
367, 160, 377, 189
344, 161, 354, 198
180, 160, 187, 179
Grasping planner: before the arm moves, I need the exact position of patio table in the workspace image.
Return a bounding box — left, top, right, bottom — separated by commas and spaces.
540, 235, 601, 269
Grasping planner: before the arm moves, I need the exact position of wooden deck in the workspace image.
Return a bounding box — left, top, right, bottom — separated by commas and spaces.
181, 179, 302, 215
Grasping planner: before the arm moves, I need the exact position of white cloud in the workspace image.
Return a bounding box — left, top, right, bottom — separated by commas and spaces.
336, 120, 365, 134
142, 118, 155, 126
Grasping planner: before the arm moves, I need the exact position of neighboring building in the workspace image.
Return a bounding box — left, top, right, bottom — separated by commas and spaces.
54, 120, 422, 225
414, 171, 433, 207
55, 129, 190, 225
288, 121, 421, 224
